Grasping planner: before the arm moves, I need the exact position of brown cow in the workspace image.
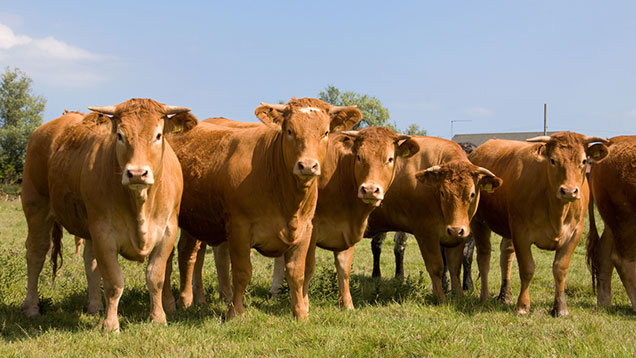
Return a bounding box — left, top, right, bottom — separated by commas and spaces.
587, 136, 636, 312
469, 132, 609, 316
263, 127, 420, 308
21, 98, 188, 332
166, 98, 361, 319
364, 137, 502, 301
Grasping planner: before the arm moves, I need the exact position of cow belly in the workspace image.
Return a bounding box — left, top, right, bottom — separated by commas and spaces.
250, 218, 310, 257
50, 194, 91, 239
314, 221, 362, 252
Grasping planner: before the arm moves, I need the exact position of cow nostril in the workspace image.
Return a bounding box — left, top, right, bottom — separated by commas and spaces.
297, 162, 305, 170
573, 188, 579, 194
459, 228, 465, 236
447, 227, 452, 236
311, 163, 318, 170
374, 187, 380, 193
141, 170, 148, 178
361, 186, 368, 194
126, 170, 133, 178
560, 187, 566, 195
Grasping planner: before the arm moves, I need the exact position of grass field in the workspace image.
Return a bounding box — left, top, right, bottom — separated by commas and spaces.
1, 197, 635, 357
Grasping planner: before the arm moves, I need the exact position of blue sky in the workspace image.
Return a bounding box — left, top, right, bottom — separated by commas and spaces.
1, 1, 635, 138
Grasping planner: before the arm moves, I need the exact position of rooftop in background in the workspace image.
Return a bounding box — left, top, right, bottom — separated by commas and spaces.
452, 131, 559, 147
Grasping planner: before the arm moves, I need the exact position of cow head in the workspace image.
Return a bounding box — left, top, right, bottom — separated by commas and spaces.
88, 98, 191, 190
415, 161, 502, 246
527, 132, 609, 202
255, 98, 362, 184
338, 127, 419, 206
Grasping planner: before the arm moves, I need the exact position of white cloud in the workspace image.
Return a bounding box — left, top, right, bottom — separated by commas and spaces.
627, 109, 636, 118
0, 22, 113, 87
464, 107, 493, 117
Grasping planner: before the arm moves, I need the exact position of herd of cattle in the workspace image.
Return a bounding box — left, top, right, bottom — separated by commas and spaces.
17, 97, 636, 332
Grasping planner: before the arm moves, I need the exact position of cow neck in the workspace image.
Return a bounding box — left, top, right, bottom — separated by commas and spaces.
269, 129, 319, 246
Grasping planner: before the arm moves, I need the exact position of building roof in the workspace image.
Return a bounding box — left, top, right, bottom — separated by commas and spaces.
452, 131, 558, 147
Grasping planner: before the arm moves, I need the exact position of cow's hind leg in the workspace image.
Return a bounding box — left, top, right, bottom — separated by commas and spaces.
227, 221, 253, 319
596, 228, 615, 307
394, 231, 408, 279
22, 198, 54, 318
334, 246, 356, 309
212, 241, 232, 304
176, 230, 202, 309
462, 235, 475, 292
612, 247, 636, 313
498, 237, 515, 304
371, 232, 386, 278
471, 219, 492, 303
270, 256, 286, 298
83, 239, 104, 315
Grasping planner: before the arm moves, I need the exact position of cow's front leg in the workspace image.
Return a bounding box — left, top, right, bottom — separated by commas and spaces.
146, 219, 178, 324
444, 242, 465, 296
302, 237, 317, 311
284, 226, 311, 320
334, 245, 356, 309
92, 237, 124, 332
512, 239, 534, 315
414, 234, 445, 303
498, 237, 515, 304
471, 220, 492, 303
227, 221, 252, 319
213, 241, 232, 304
551, 235, 578, 317
83, 239, 103, 315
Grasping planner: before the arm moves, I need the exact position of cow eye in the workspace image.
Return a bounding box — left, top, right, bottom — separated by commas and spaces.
550, 158, 556, 165
582, 158, 587, 166
440, 190, 445, 197
323, 131, 329, 137
470, 192, 476, 199
387, 157, 394, 164
287, 129, 293, 136
356, 155, 361, 161
117, 133, 124, 142
156, 133, 162, 141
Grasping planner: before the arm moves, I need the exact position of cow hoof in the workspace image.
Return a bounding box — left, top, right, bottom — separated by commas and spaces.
497, 293, 513, 305
87, 302, 103, 316
103, 318, 120, 333
150, 312, 167, 324
516, 306, 530, 315
551, 307, 569, 318
177, 296, 193, 310
23, 306, 40, 318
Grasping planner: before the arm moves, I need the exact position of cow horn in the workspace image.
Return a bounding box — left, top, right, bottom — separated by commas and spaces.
425, 165, 442, 173
260, 102, 288, 112
164, 105, 191, 115
477, 167, 497, 178
88, 106, 117, 115
526, 136, 552, 143
341, 130, 360, 138
329, 105, 357, 114
584, 136, 609, 144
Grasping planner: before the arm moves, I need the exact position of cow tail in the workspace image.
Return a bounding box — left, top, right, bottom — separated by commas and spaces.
585, 182, 599, 295
51, 222, 63, 283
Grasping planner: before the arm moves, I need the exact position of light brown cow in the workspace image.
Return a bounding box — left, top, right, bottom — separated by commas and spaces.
21, 98, 188, 332
261, 127, 420, 309
470, 132, 609, 316
166, 98, 361, 319
586, 136, 636, 312
365, 137, 502, 301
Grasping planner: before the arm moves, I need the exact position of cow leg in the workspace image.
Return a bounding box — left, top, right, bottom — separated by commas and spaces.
302, 237, 318, 311
471, 220, 492, 303
394, 231, 407, 279
551, 233, 580, 317
213, 241, 232, 304
334, 246, 356, 309
284, 229, 311, 320
445, 242, 465, 296
145, 226, 176, 325
462, 235, 475, 292
596, 228, 615, 307
227, 222, 253, 319
75, 236, 83, 257
22, 199, 54, 318
162, 249, 176, 314
371, 232, 386, 278
270, 256, 286, 298
497, 237, 515, 304
414, 234, 446, 302
92, 236, 124, 332
176, 230, 201, 309
612, 250, 636, 313
512, 239, 534, 315
83, 239, 103, 315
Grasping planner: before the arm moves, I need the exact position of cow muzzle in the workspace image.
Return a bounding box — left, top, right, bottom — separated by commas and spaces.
557, 185, 580, 202
446, 225, 469, 240
122, 165, 154, 189
358, 183, 384, 206
294, 159, 321, 179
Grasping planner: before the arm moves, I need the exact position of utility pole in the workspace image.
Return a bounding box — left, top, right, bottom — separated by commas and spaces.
451, 120, 471, 139
544, 103, 547, 136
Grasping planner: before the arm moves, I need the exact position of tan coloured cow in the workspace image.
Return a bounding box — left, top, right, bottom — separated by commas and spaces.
469, 132, 609, 316
586, 136, 636, 312
364, 137, 502, 301
21, 98, 188, 332
166, 98, 361, 319
259, 127, 419, 309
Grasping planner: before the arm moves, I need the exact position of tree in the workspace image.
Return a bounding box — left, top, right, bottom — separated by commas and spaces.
0, 68, 46, 183
404, 123, 427, 136
319, 85, 391, 130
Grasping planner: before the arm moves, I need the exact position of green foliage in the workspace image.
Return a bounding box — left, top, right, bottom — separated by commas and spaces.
319, 85, 390, 129
0, 67, 46, 183
404, 123, 427, 136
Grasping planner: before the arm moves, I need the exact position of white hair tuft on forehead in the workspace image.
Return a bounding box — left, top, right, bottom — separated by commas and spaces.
299, 107, 322, 114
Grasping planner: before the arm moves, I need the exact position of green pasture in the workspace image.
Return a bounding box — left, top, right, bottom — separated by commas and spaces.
0, 197, 635, 357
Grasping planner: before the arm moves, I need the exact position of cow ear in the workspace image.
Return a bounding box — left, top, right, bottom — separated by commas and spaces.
587, 143, 609, 163
337, 131, 359, 154
254, 104, 286, 128
329, 107, 362, 132
476, 167, 502, 193
396, 137, 420, 158
165, 112, 198, 134
415, 166, 443, 186
533, 143, 548, 160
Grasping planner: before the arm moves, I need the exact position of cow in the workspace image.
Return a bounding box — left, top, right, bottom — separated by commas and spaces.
363, 136, 502, 301
21, 98, 189, 332
165, 97, 361, 319
264, 127, 420, 308
469, 132, 609, 316
370, 142, 479, 292
586, 135, 636, 312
